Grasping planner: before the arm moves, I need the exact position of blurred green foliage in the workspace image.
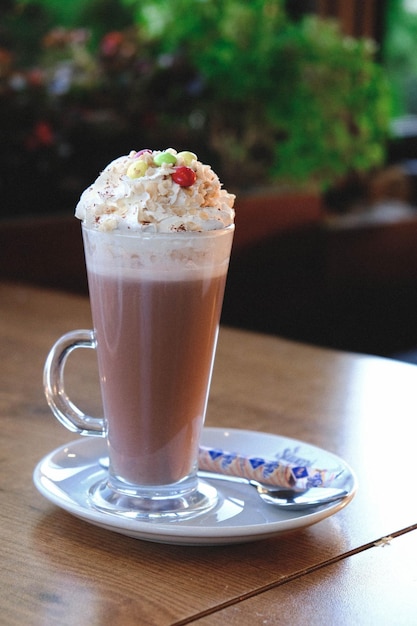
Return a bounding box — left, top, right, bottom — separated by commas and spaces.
384, 0, 417, 116
2, 0, 393, 190
124, 0, 392, 188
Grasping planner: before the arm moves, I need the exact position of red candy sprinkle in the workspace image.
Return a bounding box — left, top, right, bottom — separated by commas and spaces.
172, 166, 196, 187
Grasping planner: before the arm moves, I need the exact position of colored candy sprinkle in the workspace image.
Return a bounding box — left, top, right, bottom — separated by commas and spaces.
127, 160, 148, 178
154, 151, 177, 166
134, 149, 152, 158
127, 150, 198, 187
172, 166, 197, 187
177, 151, 197, 166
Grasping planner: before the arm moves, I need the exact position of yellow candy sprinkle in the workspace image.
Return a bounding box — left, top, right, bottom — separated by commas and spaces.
177, 151, 197, 166
127, 160, 148, 178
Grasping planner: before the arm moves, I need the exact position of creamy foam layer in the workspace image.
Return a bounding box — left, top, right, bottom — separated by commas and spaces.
75, 149, 235, 233
82, 225, 234, 281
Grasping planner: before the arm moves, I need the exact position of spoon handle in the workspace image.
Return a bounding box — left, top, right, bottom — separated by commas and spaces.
198, 446, 341, 490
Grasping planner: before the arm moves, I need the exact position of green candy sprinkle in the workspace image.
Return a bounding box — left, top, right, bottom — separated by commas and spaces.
154, 151, 177, 166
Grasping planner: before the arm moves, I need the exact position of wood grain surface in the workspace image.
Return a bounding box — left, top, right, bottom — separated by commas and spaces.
1, 283, 416, 625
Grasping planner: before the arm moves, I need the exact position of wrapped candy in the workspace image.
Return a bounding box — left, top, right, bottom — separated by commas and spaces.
198, 446, 342, 491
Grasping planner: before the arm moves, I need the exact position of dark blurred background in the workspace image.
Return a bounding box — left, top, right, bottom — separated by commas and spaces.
4, 0, 417, 360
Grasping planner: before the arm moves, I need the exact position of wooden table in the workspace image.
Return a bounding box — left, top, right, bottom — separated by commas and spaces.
1, 282, 417, 625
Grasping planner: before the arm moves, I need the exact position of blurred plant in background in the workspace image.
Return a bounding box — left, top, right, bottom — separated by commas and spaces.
0, 0, 392, 216
128, 0, 392, 189
384, 0, 417, 117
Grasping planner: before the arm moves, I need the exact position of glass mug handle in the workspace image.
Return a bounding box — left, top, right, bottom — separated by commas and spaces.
43, 329, 106, 437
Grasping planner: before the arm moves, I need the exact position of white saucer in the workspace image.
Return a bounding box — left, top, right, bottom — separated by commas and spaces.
33, 428, 357, 546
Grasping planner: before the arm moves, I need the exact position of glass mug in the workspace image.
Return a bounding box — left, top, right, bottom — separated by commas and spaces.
44, 224, 234, 521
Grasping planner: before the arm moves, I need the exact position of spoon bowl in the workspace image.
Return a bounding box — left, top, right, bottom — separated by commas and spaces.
252, 482, 348, 510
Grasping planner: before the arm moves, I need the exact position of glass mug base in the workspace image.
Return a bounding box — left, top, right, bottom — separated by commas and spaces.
88, 474, 218, 521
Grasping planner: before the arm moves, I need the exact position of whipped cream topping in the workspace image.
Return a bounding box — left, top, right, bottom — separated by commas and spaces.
75, 149, 235, 233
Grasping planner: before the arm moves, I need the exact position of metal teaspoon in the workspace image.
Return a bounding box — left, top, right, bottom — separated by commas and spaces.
198, 471, 349, 510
